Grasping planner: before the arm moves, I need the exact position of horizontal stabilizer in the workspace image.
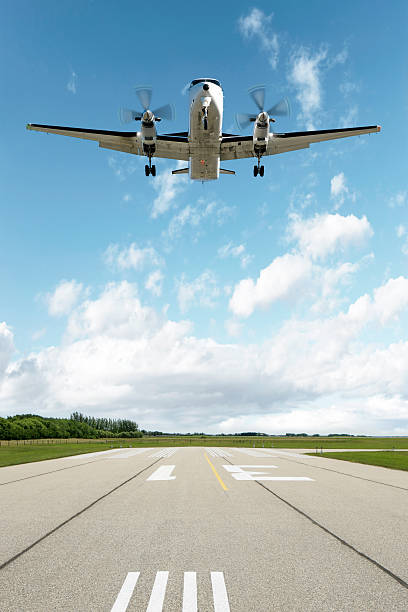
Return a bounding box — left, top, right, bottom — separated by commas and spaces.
172, 168, 189, 175
219, 168, 235, 175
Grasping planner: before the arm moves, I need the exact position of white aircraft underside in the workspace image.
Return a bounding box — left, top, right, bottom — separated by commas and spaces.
27, 77, 381, 181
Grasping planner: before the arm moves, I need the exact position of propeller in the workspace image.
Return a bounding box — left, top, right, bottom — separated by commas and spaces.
119, 86, 175, 124
236, 85, 290, 131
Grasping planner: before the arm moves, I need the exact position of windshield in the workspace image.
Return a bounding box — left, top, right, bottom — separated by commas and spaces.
189, 78, 221, 88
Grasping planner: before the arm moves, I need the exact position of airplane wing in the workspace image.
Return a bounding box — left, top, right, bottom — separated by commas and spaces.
220, 125, 381, 161
26, 124, 190, 161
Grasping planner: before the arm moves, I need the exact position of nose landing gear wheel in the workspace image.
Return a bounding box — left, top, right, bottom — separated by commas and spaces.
259, 165, 264, 177
253, 165, 258, 177
203, 117, 208, 131
145, 165, 150, 177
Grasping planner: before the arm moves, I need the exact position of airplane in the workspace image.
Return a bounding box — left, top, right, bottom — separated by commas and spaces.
27, 77, 381, 181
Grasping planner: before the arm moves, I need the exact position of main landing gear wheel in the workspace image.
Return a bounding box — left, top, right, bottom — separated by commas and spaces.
145, 164, 150, 176
253, 165, 258, 177
259, 165, 264, 177
151, 165, 156, 177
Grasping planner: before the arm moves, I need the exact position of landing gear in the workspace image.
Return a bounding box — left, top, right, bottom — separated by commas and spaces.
254, 153, 265, 178
145, 158, 156, 177
203, 117, 208, 131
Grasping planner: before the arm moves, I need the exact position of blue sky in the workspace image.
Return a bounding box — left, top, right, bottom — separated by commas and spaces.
1, 1, 407, 434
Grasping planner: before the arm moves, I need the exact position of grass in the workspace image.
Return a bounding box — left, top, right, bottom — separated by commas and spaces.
308, 451, 408, 472
1, 436, 408, 468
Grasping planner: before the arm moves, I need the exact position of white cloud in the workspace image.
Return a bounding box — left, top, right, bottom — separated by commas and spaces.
46, 280, 83, 317
0, 322, 14, 377
287, 212, 373, 260
177, 271, 219, 313
330, 172, 355, 207
104, 243, 163, 271
32, 328, 46, 341
122, 193, 132, 203
238, 8, 279, 69
339, 105, 358, 128
151, 168, 187, 218
108, 156, 139, 182
67, 70, 77, 94
288, 47, 327, 129
396, 224, 406, 238
165, 199, 232, 241
2, 277, 408, 433
229, 253, 312, 318
225, 318, 242, 338
218, 242, 253, 269
388, 191, 407, 208
145, 270, 164, 297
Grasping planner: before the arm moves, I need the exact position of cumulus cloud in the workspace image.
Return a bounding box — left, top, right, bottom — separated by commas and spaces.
145, 270, 164, 297
1, 275, 408, 433
104, 243, 163, 271
238, 8, 279, 69
229, 253, 312, 318
287, 212, 373, 260
218, 242, 253, 268
330, 172, 355, 208
0, 323, 14, 377
46, 280, 84, 317
177, 271, 220, 313
151, 168, 187, 218
67, 70, 77, 94
288, 47, 327, 129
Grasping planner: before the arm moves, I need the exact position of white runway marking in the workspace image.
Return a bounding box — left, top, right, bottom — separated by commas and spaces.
63, 448, 124, 460
211, 572, 230, 612
261, 449, 313, 459
223, 465, 314, 481
147, 465, 176, 481
182, 572, 197, 612
149, 448, 177, 458
235, 449, 273, 457
112, 571, 231, 611
110, 571, 140, 612
205, 448, 233, 458
109, 449, 149, 459
146, 571, 169, 611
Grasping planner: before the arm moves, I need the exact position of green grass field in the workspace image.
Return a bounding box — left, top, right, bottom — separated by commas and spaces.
1, 436, 408, 468
309, 451, 408, 472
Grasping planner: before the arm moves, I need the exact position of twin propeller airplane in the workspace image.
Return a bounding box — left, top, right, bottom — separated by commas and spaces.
27, 78, 381, 181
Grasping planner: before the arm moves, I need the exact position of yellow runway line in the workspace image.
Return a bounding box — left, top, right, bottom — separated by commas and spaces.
204, 453, 228, 491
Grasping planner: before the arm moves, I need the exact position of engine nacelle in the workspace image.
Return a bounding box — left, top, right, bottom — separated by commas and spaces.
252, 111, 270, 154
141, 110, 157, 153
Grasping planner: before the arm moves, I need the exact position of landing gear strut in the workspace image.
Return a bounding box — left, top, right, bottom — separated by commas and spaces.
254, 155, 264, 177
145, 155, 156, 177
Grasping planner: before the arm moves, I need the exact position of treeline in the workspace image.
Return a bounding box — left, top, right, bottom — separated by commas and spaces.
0, 413, 142, 440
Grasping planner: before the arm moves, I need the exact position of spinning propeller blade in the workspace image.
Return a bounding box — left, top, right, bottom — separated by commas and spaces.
135, 86, 153, 111
119, 86, 175, 124
152, 103, 175, 121
266, 97, 290, 117
236, 86, 290, 131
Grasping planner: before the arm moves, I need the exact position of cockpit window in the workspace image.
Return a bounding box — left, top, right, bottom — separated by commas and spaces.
189, 78, 221, 88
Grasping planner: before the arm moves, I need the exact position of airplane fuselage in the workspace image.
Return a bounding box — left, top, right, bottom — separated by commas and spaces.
188, 79, 223, 181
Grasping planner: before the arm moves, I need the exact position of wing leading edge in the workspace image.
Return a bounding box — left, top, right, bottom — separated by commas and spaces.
221, 125, 381, 161
26, 124, 190, 161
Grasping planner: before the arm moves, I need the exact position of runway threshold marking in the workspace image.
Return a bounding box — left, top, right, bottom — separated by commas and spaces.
111, 571, 230, 611
111, 572, 140, 612
146, 571, 169, 611
182, 572, 197, 612
204, 453, 228, 491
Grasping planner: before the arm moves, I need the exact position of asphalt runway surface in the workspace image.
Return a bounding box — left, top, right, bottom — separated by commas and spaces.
1, 447, 408, 611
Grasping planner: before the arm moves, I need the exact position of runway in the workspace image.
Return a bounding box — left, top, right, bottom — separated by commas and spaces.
1, 447, 408, 611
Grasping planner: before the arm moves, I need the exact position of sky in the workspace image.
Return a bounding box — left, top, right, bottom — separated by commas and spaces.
1, 1, 407, 434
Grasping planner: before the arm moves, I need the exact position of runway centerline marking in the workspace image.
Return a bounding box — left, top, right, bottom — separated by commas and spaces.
204, 453, 228, 491
222, 464, 314, 481
110, 572, 140, 612
146, 465, 176, 481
